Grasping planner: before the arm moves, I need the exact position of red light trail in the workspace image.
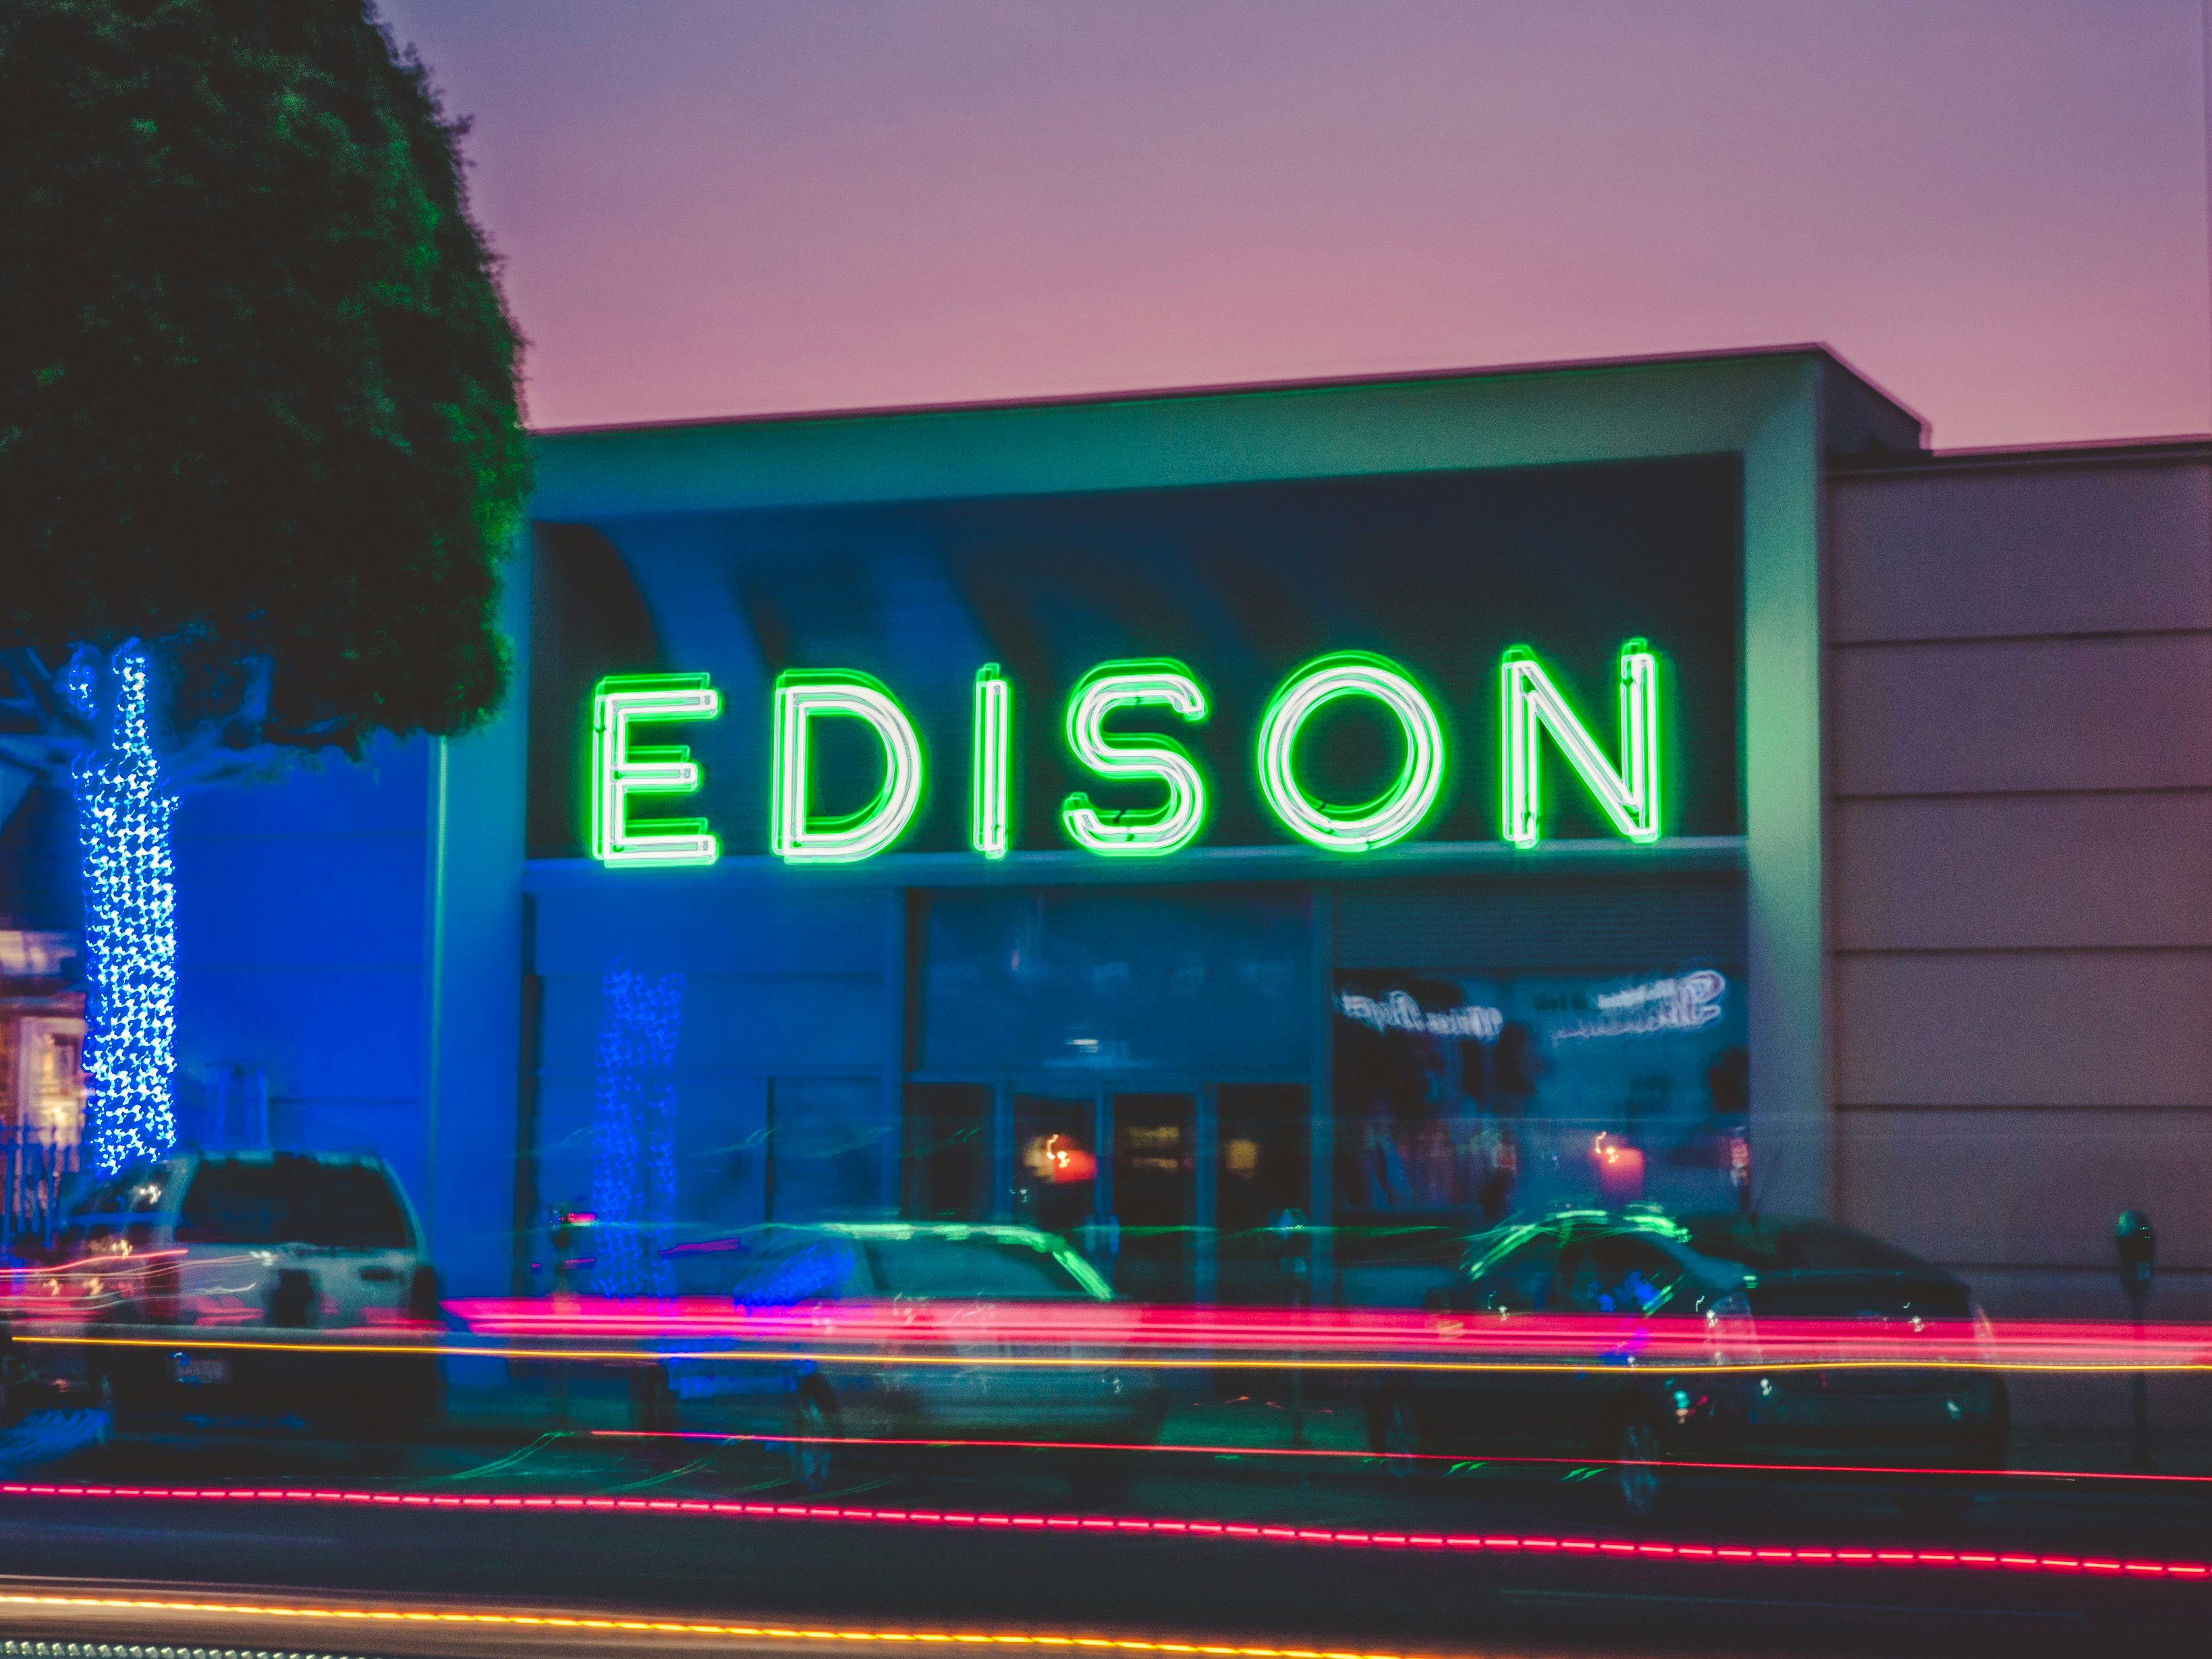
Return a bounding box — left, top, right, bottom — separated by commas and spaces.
576, 1426, 2212, 1487
19, 1301, 2212, 1376
4, 1483, 2203, 1583
433, 1298, 2212, 1368
438, 1299, 2212, 1374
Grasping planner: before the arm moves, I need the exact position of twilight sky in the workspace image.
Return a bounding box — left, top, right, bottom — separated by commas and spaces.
375, 0, 2211, 449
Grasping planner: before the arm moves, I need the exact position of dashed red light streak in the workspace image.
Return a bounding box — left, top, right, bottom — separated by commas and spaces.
3, 1483, 2203, 1582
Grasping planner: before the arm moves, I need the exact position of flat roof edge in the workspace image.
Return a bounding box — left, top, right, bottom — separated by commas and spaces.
1832, 433, 2212, 477
530, 341, 1918, 443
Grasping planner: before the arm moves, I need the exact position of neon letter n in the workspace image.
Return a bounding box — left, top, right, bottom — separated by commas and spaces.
1499, 641, 1661, 848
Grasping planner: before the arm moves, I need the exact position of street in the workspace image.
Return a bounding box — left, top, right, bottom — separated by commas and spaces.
0, 1383, 2203, 1658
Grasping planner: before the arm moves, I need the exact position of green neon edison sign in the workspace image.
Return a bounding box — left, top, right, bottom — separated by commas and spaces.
586, 641, 1663, 868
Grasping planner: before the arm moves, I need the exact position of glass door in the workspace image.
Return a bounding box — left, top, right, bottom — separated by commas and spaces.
1011, 1092, 1098, 1241
902, 1083, 990, 1220
1213, 1084, 1310, 1303
1111, 1092, 1194, 1303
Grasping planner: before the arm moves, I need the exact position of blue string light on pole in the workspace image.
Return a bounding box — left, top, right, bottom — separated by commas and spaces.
591, 962, 683, 1297
68, 641, 179, 1172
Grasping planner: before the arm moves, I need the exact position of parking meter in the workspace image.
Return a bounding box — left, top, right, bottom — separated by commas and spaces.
1269, 1207, 1312, 1455
1269, 1207, 1310, 1305
2116, 1210, 2156, 1310
2116, 1209, 2156, 1469
551, 1208, 597, 1293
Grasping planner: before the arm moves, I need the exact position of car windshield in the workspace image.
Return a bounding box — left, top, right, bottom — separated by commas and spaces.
1560, 1233, 1688, 1316
675, 1235, 864, 1305
51, 1169, 165, 1257
174, 1158, 410, 1249
862, 1234, 1104, 1301
1465, 1233, 1559, 1310
1681, 1215, 1930, 1274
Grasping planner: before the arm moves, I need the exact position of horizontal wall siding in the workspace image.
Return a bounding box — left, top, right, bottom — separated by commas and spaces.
1826, 454, 2212, 1343
1831, 634, 2212, 797
1833, 950, 2212, 1108
1830, 461, 2212, 643
1836, 1109, 2212, 1273
1832, 793, 2212, 950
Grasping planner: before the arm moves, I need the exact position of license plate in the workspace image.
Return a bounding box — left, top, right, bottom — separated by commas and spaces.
173, 1355, 231, 1386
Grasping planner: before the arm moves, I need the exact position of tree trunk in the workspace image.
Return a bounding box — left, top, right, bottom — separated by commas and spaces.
70, 641, 178, 1173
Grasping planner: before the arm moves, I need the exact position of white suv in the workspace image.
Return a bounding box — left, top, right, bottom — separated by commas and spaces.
40, 1150, 441, 1434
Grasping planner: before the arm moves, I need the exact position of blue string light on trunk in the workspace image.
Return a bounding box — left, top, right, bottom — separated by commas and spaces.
70, 641, 179, 1172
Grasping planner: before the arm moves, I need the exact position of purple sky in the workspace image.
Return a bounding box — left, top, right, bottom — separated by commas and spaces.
376, 0, 2211, 449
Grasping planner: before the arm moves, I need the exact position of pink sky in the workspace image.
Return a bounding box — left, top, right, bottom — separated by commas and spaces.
376, 0, 2211, 449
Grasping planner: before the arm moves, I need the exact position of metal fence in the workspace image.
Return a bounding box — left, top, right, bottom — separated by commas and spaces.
0, 1130, 80, 1259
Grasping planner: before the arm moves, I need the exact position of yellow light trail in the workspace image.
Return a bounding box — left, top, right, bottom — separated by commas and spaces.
0, 1591, 1430, 1659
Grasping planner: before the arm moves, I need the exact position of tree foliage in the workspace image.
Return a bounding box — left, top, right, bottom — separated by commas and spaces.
0, 0, 530, 752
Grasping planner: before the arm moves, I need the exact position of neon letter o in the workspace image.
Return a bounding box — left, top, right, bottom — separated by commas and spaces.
1256, 652, 1445, 852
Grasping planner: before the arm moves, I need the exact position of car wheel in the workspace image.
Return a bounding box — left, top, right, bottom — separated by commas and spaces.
786, 1382, 840, 1495
1369, 1391, 1428, 1484
1613, 1409, 1663, 1517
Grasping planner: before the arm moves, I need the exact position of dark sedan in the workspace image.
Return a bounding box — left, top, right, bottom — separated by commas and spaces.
1368, 1207, 2008, 1513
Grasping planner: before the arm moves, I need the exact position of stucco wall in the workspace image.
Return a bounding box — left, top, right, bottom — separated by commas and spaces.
168, 555, 530, 1297
522, 876, 902, 1284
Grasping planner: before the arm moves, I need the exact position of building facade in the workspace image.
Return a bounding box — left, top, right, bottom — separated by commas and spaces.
1827, 439, 2212, 1324
508, 348, 1877, 1307
4, 347, 2203, 1335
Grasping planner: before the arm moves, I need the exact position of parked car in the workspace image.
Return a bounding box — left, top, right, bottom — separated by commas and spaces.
1368, 1206, 2007, 1514
634, 1222, 1169, 1500
29, 1150, 441, 1435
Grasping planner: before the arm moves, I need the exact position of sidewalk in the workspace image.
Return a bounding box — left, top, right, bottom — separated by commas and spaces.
435, 1360, 2211, 1482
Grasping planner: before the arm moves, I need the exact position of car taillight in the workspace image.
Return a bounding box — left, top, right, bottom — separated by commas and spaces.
142, 1260, 180, 1324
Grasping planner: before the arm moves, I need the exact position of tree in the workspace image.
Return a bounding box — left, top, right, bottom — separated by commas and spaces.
0, 0, 530, 1170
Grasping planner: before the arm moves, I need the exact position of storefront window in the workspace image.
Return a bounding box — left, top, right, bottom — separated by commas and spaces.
768, 1077, 893, 1223
901, 1082, 990, 1221
914, 888, 1306, 1076
1333, 967, 1746, 1231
